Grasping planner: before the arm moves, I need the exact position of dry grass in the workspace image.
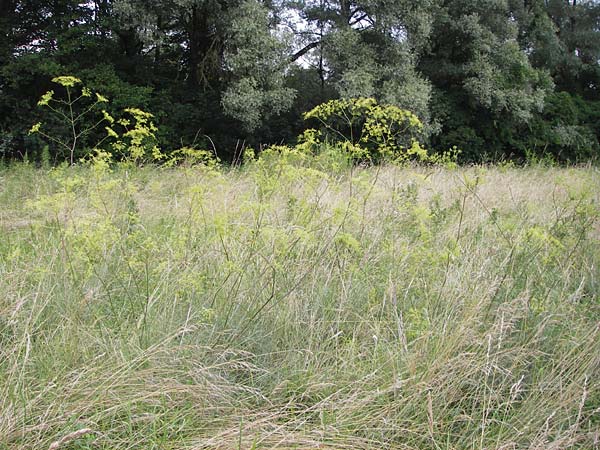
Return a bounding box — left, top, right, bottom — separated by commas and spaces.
0, 160, 598, 449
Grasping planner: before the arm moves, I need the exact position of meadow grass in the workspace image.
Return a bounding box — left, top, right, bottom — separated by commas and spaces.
0, 157, 599, 449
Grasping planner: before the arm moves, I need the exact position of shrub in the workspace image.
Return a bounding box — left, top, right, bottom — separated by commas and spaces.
301, 97, 426, 163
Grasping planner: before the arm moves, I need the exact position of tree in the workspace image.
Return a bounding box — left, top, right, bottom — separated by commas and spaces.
113, 0, 295, 134
287, 0, 436, 133
420, 0, 554, 159
221, 0, 295, 131
542, 0, 600, 98
1, 0, 599, 162
504, 0, 600, 160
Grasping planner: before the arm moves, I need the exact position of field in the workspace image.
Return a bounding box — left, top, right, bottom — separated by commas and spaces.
1, 158, 599, 449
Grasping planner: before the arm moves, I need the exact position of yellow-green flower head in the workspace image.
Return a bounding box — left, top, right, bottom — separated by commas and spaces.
52, 76, 82, 87
28, 122, 42, 135
102, 110, 115, 124
37, 90, 54, 106
96, 93, 109, 103
105, 127, 119, 138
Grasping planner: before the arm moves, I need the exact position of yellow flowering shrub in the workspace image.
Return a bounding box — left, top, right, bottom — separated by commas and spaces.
302, 97, 425, 163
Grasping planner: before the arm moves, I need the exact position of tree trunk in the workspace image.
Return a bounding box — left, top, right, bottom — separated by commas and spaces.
340, 0, 352, 25
187, 4, 220, 89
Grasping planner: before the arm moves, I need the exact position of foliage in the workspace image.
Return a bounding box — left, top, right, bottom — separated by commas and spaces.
30, 76, 164, 165
164, 147, 221, 168
1, 0, 600, 162
109, 108, 164, 164
221, 0, 295, 131
302, 97, 426, 162
524, 91, 600, 161
28, 76, 112, 165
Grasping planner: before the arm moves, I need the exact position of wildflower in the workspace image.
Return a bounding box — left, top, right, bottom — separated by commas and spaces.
102, 110, 115, 124
28, 122, 42, 134
105, 127, 119, 138
96, 93, 109, 103
51, 76, 81, 87
37, 90, 54, 106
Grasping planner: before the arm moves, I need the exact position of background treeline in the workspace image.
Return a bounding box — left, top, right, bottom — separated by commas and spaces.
1, 0, 599, 163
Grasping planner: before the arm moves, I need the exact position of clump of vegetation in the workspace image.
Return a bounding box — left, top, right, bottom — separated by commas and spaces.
4, 1, 600, 163
0, 156, 598, 449
301, 97, 426, 162
29, 76, 165, 166
30, 83, 452, 170
28, 76, 112, 165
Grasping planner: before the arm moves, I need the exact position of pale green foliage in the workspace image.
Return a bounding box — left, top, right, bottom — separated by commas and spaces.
464, 40, 550, 121
327, 27, 432, 126
424, 0, 554, 122
298, 0, 436, 131
221, 78, 268, 132
326, 28, 378, 99
221, 0, 295, 131
379, 68, 434, 133
111, 0, 298, 131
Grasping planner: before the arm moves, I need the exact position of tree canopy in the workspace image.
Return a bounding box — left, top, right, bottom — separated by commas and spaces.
1, 0, 599, 162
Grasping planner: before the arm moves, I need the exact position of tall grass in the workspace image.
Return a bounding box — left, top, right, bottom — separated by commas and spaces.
0, 158, 599, 449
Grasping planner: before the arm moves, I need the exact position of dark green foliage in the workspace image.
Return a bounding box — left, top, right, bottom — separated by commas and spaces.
1, 0, 599, 163
523, 91, 600, 161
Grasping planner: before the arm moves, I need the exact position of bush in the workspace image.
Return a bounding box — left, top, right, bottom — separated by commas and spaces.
301, 97, 426, 163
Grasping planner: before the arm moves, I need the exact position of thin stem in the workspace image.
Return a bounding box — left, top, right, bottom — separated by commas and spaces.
67, 87, 77, 165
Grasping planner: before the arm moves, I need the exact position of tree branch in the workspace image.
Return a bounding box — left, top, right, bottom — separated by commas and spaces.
290, 41, 321, 62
